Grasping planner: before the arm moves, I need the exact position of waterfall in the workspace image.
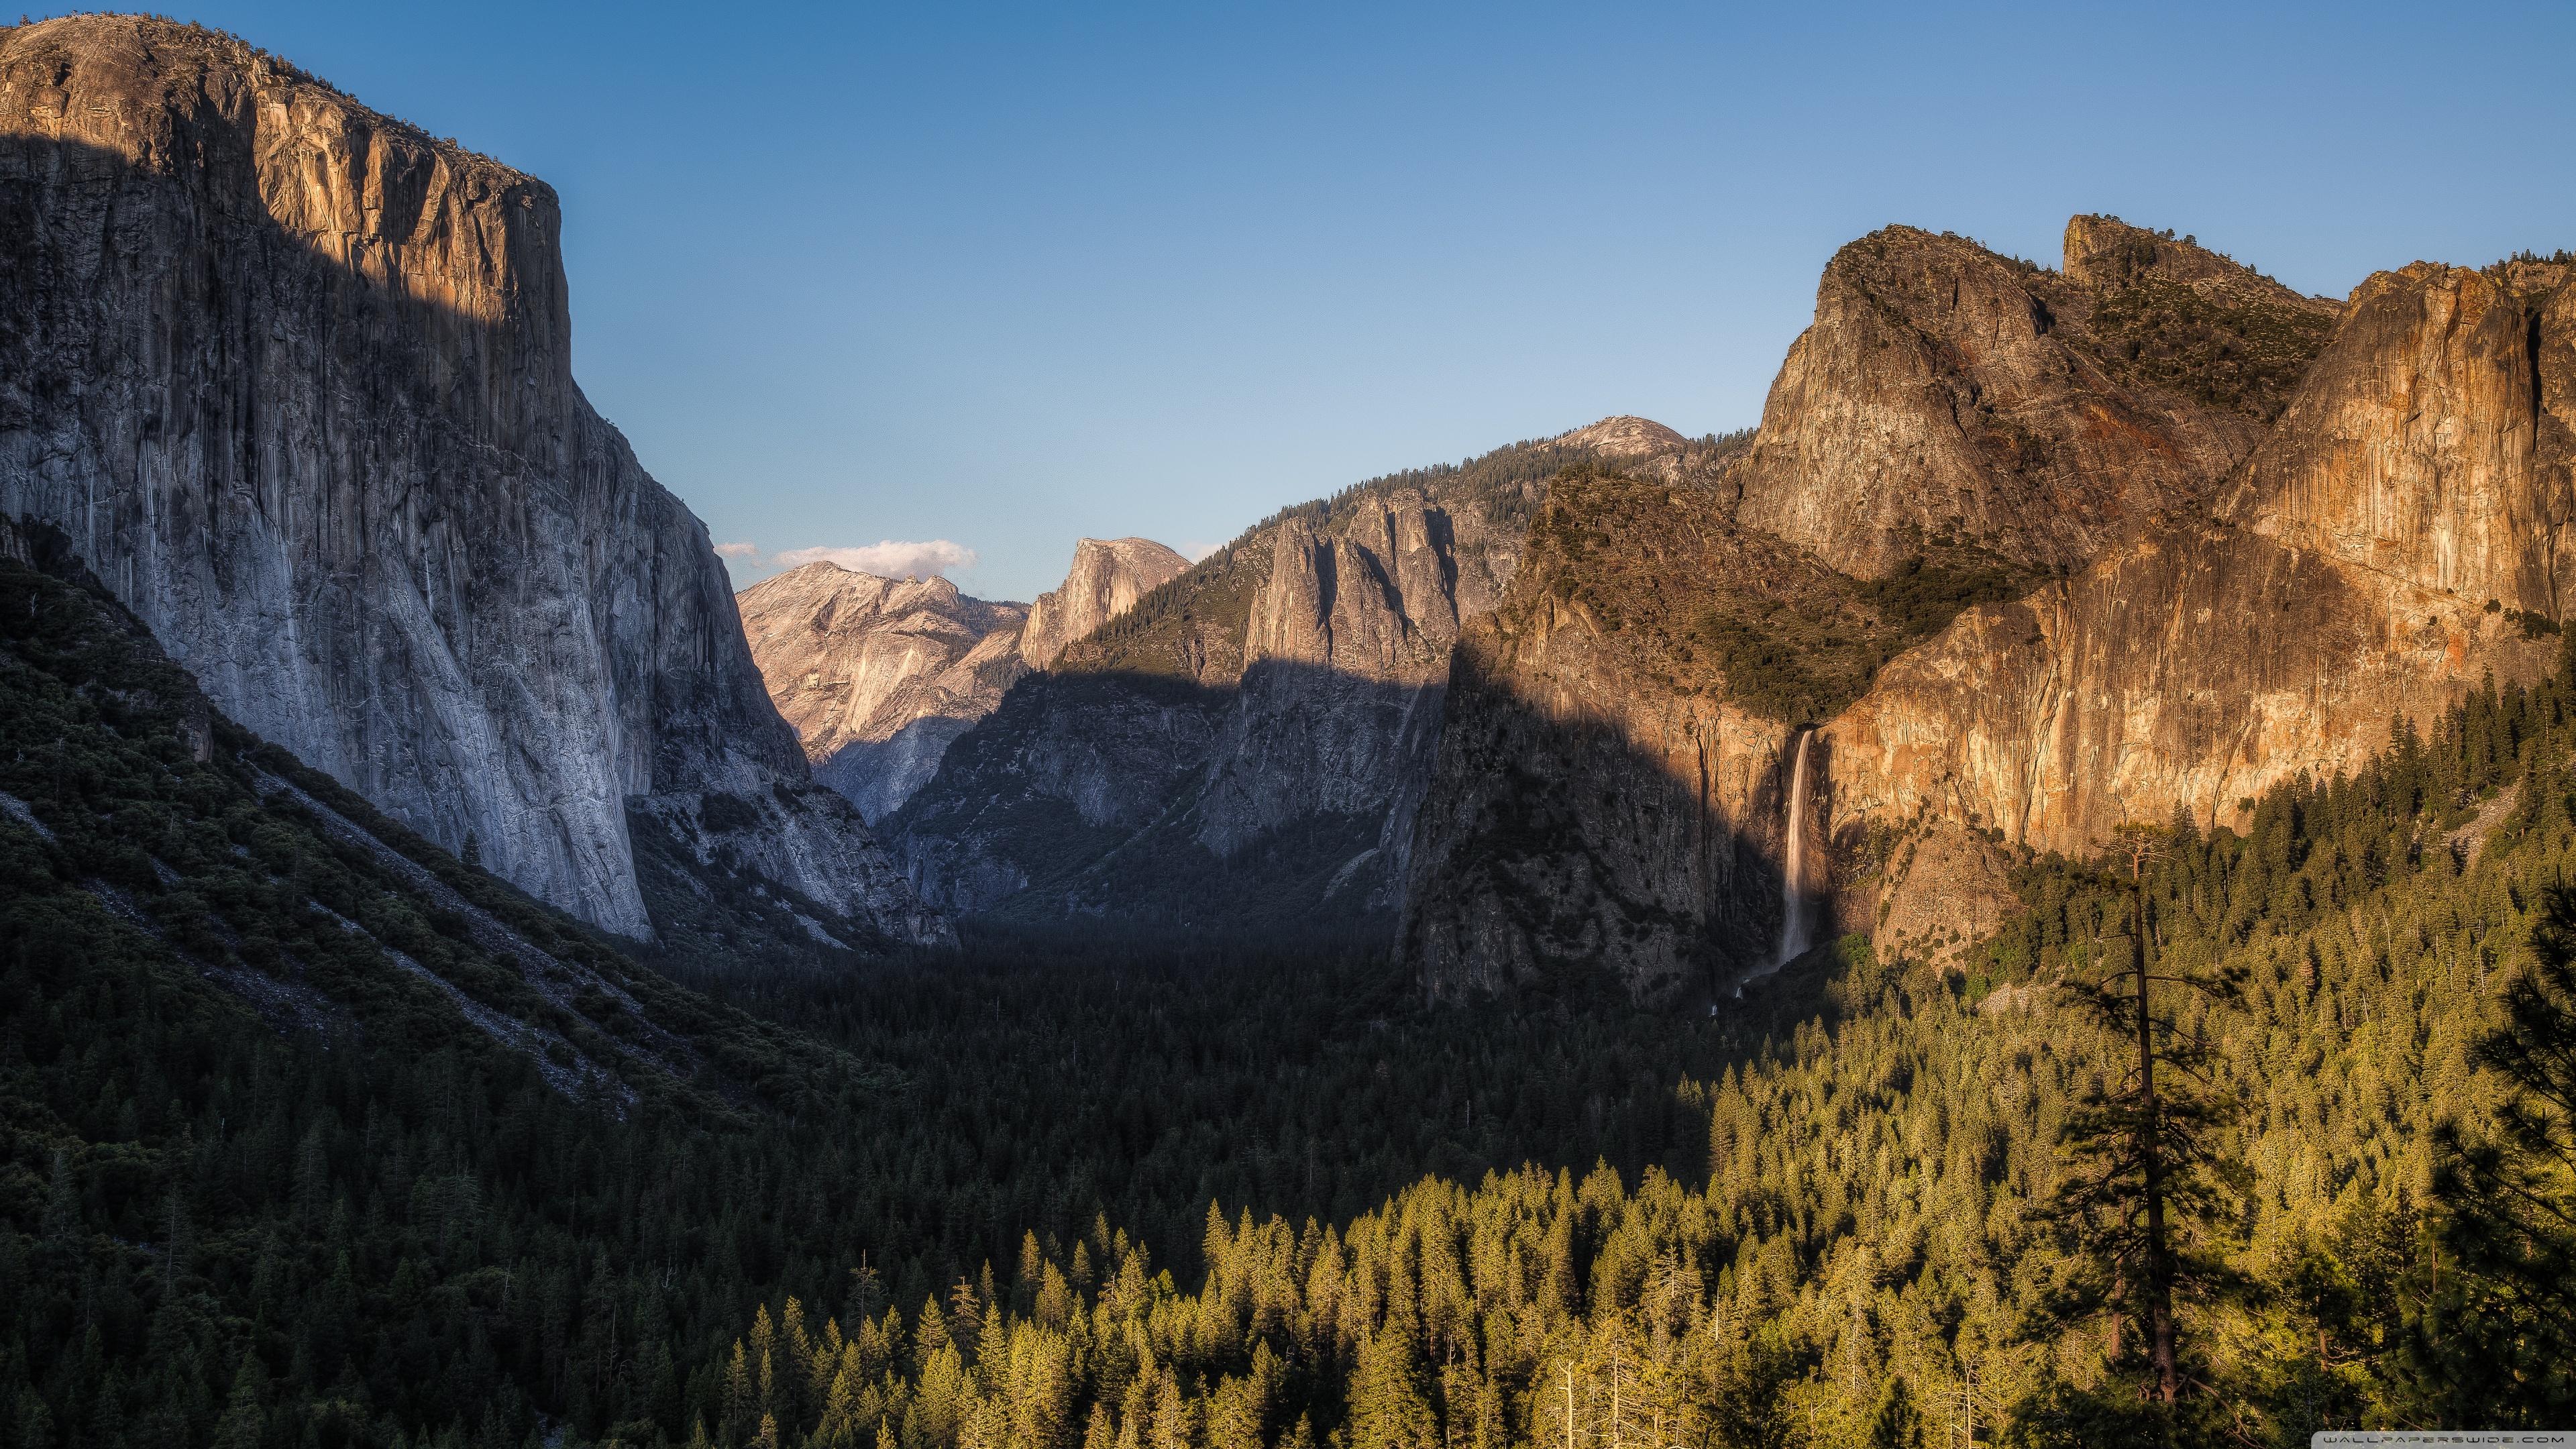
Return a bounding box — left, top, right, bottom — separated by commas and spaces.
1729, 728, 1819, 1003
1776, 727, 1814, 968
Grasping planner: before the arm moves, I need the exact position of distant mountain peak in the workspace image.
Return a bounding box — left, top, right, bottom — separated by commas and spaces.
1554, 416, 1690, 458
1019, 538, 1190, 669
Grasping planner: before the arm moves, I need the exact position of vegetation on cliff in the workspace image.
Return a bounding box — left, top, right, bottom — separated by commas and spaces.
2058, 218, 2339, 421
1058, 431, 1749, 684
2072, 274, 2336, 421
1507, 466, 2037, 724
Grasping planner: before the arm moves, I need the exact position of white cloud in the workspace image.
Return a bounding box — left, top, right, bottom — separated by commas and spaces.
712, 541, 760, 559
773, 539, 979, 580
1182, 541, 1221, 562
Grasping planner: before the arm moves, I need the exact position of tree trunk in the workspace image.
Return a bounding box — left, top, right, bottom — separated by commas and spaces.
2137, 876, 2180, 1403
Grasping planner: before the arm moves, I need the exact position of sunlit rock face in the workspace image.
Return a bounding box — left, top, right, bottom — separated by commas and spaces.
1018, 537, 1191, 669
0, 15, 945, 945
734, 538, 1186, 824
2222, 262, 2576, 615
737, 565, 1032, 824
882, 494, 1492, 922
1399, 219, 2575, 1005
1730, 219, 2328, 580
1823, 525, 2552, 862
883, 427, 1690, 926
1832, 258, 2575, 869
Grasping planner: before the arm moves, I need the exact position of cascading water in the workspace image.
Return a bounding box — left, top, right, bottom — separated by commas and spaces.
1776, 727, 1814, 968
1731, 727, 1817, 1004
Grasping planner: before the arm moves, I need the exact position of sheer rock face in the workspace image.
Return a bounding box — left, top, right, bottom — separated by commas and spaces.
884, 431, 1623, 922
883, 674, 1229, 915
883, 496, 1481, 918
1401, 600, 1785, 1006
1401, 221, 2571, 1005
1018, 537, 1189, 669
0, 17, 945, 943
737, 564, 1030, 822
1398, 466, 1860, 1005
1823, 523, 2552, 862
1729, 223, 2295, 580
2220, 263, 2576, 615
735, 538, 1185, 824
1197, 500, 1466, 861
1829, 261, 2576, 875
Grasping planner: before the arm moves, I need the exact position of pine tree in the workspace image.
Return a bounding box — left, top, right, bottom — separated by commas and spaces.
2037, 822, 2249, 1412
1869, 1377, 1925, 1449
209, 1354, 266, 1449
2420, 883, 2576, 1423
1348, 1318, 1433, 1449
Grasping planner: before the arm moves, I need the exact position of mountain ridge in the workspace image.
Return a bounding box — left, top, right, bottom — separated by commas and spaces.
735, 537, 1189, 823
1401, 217, 2572, 1004
882, 424, 1733, 925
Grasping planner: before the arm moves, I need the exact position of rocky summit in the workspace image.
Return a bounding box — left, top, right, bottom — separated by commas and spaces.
1400, 217, 2575, 1004
738, 566, 1032, 825
734, 538, 1187, 824
0, 16, 948, 947
878, 422, 1738, 928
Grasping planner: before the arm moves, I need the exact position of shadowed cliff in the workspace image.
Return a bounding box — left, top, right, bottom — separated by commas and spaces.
879, 427, 1752, 934
0, 16, 946, 946
881, 663, 1429, 932
1397, 467, 1932, 1006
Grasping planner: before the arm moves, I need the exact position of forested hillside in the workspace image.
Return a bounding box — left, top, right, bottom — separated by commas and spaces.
0, 535, 1720, 1449
679, 655, 2576, 1447
5, 525, 2571, 1448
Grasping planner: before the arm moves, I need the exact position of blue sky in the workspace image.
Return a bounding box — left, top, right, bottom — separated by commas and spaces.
90, 1, 2576, 602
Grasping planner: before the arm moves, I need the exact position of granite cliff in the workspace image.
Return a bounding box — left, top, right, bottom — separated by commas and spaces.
738, 566, 1032, 823
1729, 219, 2333, 579
884, 424, 1728, 926
1018, 537, 1191, 669
1403, 218, 2570, 1004
0, 17, 947, 947
1829, 255, 2573, 960
734, 538, 1185, 823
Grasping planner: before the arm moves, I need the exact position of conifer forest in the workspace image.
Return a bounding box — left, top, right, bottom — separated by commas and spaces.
5, 513, 2575, 1448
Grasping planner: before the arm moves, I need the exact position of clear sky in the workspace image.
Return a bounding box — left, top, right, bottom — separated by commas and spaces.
80, 1, 2576, 602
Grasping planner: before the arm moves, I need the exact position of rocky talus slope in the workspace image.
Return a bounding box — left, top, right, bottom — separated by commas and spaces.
0, 17, 946, 946
1403, 219, 2571, 1004
884, 423, 1727, 926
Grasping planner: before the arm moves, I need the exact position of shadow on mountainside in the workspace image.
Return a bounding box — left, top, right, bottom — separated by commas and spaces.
1395, 631, 1845, 1012
880, 661, 1440, 936
0, 72, 922, 949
